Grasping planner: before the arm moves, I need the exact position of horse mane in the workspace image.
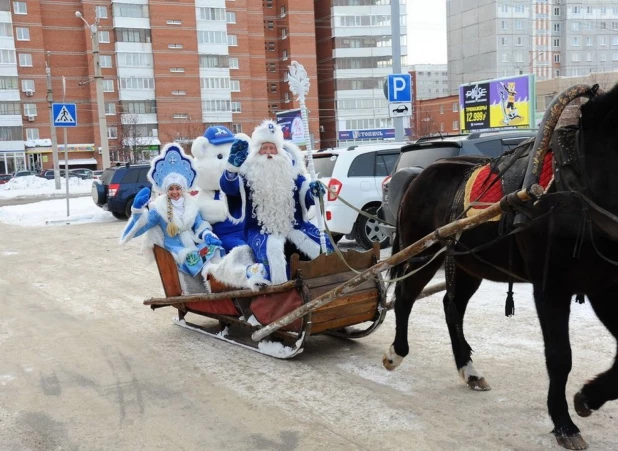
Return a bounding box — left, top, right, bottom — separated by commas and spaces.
580, 82, 618, 131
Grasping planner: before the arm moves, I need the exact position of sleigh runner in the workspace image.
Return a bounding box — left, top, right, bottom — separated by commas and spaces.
145, 242, 387, 358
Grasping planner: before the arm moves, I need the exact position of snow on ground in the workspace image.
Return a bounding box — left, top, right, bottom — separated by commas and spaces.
0, 196, 115, 226
0, 175, 93, 199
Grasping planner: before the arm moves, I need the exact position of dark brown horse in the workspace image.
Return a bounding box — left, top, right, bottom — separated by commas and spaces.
383, 84, 618, 450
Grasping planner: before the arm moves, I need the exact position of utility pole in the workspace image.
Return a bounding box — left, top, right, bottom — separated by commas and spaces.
76, 10, 110, 169
391, 0, 405, 142
45, 52, 61, 190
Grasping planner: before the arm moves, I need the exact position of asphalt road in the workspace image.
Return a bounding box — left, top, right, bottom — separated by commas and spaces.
1, 220, 617, 451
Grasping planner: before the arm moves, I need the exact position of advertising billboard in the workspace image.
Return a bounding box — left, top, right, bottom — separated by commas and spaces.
275, 109, 306, 147
459, 74, 535, 133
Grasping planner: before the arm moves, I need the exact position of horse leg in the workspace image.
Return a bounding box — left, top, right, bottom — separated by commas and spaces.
441, 267, 489, 390
383, 255, 444, 371
534, 286, 587, 450
574, 290, 618, 419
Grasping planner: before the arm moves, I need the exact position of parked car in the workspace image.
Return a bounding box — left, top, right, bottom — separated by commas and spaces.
13, 170, 38, 177
93, 170, 104, 180
39, 169, 78, 180
379, 130, 537, 239
69, 168, 94, 180
0, 174, 12, 185
308, 142, 407, 249
91, 163, 151, 219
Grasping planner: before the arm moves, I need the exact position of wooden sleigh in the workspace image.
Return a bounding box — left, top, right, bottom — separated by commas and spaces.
145, 243, 388, 359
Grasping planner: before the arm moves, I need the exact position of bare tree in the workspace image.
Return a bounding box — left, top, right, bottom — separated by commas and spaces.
161, 119, 206, 152
416, 111, 438, 138
118, 114, 147, 163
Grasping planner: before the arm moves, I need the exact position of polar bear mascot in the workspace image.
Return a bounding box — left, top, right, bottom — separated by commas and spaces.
191, 125, 269, 291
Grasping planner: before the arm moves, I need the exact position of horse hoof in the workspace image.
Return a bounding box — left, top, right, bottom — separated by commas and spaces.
574, 391, 592, 418
555, 433, 588, 450
382, 345, 403, 371
467, 376, 491, 391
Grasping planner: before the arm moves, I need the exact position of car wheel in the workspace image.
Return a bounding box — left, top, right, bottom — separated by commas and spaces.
124, 197, 135, 218
355, 205, 391, 250
112, 211, 127, 220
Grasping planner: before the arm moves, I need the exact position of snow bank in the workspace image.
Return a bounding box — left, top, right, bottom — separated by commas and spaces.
0, 175, 93, 199
0, 197, 115, 226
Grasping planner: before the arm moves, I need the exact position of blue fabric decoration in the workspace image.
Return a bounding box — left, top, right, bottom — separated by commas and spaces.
204, 125, 236, 145
203, 232, 223, 247
133, 187, 151, 209
228, 139, 249, 168
309, 180, 326, 198
148, 143, 197, 192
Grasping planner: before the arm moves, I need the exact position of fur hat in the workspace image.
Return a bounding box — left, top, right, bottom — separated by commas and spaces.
249, 119, 284, 155
148, 143, 197, 193
162, 173, 188, 192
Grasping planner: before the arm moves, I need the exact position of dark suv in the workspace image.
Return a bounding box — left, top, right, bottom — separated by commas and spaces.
380, 130, 537, 238
91, 164, 151, 219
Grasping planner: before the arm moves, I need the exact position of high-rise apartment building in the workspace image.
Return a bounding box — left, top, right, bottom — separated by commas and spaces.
411, 64, 448, 100
315, 0, 408, 148
447, 0, 618, 94
0, 0, 320, 173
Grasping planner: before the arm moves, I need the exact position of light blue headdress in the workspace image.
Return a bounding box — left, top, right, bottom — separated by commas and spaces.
147, 143, 197, 193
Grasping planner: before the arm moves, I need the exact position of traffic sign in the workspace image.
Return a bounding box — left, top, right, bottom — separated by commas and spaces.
52, 103, 77, 127
389, 102, 412, 118
387, 74, 412, 102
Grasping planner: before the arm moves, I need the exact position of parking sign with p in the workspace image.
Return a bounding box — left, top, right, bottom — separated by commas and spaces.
387, 74, 412, 103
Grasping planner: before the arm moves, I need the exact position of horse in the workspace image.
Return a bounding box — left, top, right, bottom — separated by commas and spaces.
382, 83, 618, 450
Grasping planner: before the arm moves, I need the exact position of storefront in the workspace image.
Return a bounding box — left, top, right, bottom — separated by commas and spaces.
25, 141, 99, 170
0, 151, 27, 174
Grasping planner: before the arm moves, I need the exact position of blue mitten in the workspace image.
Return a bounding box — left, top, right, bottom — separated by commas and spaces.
309, 181, 326, 198
133, 187, 151, 210
203, 231, 223, 247
227, 138, 249, 171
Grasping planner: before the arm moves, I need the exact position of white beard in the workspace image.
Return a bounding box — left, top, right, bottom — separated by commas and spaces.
242, 152, 296, 236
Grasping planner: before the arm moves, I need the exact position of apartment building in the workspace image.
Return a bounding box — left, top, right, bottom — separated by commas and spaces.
447, 0, 618, 95
411, 64, 448, 100
315, 0, 408, 148
0, 0, 319, 173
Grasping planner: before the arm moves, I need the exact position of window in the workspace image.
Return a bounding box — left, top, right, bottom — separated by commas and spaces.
199, 54, 229, 68
13, 1, 26, 14
168, 44, 183, 49
121, 101, 157, 114
232, 124, 243, 134
227, 35, 238, 46
198, 30, 227, 44
572, 37, 580, 47
586, 53, 593, 62
100, 55, 112, 68
572, 53, 580, 62
171, 90, 186, 95
501, 20, 507, 30
117, 53, 153, 67
515, 20, 523, 30
281, 28, 287, 39
502, 53, 509, 62
0, 126, 21, 140
170, 67, 185, 73
452, 120, 459, 130
226, 11, 236, 23
21, 79, 34, 92
600, 36, 607, 46
553, 23, 560, 32
116, 28, 151, 43
586, 6, 592, 14
15, 27, 29, 41
601, 7, 607, 15
0, 102, 19, 114
230, 79, 240, 91
229, 57, 239, 69
119, 78, 155, 90
172, 113, 189, 119
26, 128, 39, 140
282, 49, 288, 60
280, 5, 286, 16
269, 83, 277, 93
601, 22, 607, 30
573, 6, 580, 14
113, 3, 148, 19
18, 53, 32, 67
198, 7, 225, 21
553, 38, 560, 47
572, 21, 580, 31
231, 101, 241, 113
347, 153, 375, 177
516, 37, 522, 46
586, 37, 593, 46
200, 77, 230, 89
554, 7, 560, 15
554, 54, 560, 63
601, 53, 607, 62
0, 23, 10, 37
23, 103, 36, 116
266, 20, 274, 30
452, 102, 458, 112
99, 31, 110, 43
103, 80, 114, 92
266, 41, 275, 52
201, 99, 231, 112
107, 127, 118, 139
105, 102, 116, 115
439, 105, 444, 114
96, 5, 107, 19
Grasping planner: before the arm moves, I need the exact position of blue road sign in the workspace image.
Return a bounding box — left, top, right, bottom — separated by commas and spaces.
52, 103, 77, 127
387, 74, 412, 103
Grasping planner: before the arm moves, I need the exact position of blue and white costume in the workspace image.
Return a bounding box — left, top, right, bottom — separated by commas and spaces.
220, 120, 333, 285
120, 143, 224, 286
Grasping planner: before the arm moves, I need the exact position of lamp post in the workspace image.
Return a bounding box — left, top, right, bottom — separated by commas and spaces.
287, 61, 327, 254
75, 11, 110, 170
45, 52, 61, 189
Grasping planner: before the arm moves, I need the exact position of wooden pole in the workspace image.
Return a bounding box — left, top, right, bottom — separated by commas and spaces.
252, 186, 542, 342
144, 280, 297, 306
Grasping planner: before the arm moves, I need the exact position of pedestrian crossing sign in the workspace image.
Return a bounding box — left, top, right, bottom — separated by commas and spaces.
52, 103, 77, 127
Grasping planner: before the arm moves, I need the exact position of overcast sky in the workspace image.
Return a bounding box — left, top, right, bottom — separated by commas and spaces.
407, 0, 447, 65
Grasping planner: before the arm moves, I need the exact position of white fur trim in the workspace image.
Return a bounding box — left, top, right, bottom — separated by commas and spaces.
193, 220, 212, 243
249, 120, 284, 156
141, 227, 164, 264
227, 175, 246, 225
195, 191, 229, 224
265, 234, 288, 285
287, 229, 321, 260
299, 179, 311, 223
225, 161, 241, 173
162, 173, 188, 193
120, 209, 150, 245
283, 141, 309, 176
206, 245, 254, 289
152, 193, 201, 233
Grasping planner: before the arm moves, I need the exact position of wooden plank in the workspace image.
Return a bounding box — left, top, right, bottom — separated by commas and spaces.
310, 310, 378, 334
309, 280, 376, 298
312, 300, 378, 324
314, 288, 378, 312
154, 245, 182, 297
296, 248, 376, 279
305, 271, 357, 289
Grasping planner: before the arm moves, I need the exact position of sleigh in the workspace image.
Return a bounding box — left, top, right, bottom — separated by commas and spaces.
145, 243, 388, 358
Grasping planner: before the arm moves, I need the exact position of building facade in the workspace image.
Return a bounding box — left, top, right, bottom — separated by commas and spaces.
0, 0, 320, 172
314, 0, 408, 148
447, 0, 618, 95
411, 64, 448, 100
412, 94, 459, 139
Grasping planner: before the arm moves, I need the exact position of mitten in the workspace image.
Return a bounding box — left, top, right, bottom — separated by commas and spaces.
227, 138, 249, 172
203, 231, 223, 247
133, 187, 151, 210
309, 181, 326, 198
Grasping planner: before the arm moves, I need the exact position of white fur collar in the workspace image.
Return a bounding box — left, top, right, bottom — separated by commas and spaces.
152, 193, 200, 231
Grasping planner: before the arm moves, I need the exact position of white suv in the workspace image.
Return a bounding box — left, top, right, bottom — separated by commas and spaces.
305, 143, 405, 249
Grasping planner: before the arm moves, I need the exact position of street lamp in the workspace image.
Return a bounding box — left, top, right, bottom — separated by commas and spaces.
75, 11, 110, 169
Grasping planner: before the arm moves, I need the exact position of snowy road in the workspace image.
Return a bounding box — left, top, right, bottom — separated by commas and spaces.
0, 220, 616, 451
